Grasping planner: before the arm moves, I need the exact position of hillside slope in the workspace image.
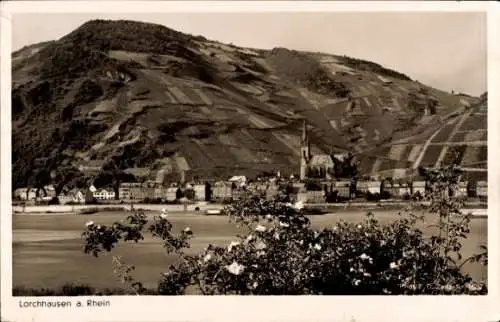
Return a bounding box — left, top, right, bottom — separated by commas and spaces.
11, 19, 482, 190
357, 92, 487, 181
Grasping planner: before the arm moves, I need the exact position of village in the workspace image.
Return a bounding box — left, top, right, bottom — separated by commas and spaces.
12, 120, 488, 206
12, 170, 487, 206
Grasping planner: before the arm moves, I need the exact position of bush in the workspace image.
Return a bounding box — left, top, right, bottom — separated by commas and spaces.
365, 192, 381, 202
380, 191, 391, 200
78, 164, 487, 295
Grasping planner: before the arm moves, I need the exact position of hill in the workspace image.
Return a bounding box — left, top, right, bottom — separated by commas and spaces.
11, 19, 483, 192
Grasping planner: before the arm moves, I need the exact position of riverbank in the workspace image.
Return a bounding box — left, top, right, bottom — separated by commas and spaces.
12, 200, 488, 217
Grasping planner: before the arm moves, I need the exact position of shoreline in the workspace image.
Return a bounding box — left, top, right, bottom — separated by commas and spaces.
11, 202, 488, 217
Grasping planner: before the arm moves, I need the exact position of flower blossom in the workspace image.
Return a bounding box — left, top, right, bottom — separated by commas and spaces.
359, 253, 373, 264
255, 225, 267, 232
227, 241, 240, 252
359, 253, 370, 260
353, 279, 361, 286
293, 201, 304, 210
255, 241, 267, 250
357, 224, 362, 229
252, 281, 259, 289
245, 234, 254, 243
160, 213, 168, 220
225, 261, 245, 275
265, 214, 273, 221
313, 243, 322, 251
183, 227, 191, 233
279, 221, 290, 228
85, 221, 94, 227
203, 254, 212, 262
389, 262, 399, 270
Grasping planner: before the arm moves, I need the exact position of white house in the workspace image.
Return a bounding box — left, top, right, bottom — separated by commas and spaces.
59, 189, 85, 205
193, 184, 206, 201
93, 188, 116, 200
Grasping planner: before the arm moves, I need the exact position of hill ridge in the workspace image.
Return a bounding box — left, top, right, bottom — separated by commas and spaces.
11, 19, 485, 191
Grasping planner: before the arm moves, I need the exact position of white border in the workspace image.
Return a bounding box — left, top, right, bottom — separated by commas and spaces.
1, 2, 499, 322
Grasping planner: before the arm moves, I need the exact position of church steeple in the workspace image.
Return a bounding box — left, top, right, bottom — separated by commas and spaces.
300, 120, 310, 181
301, 119, 308, 145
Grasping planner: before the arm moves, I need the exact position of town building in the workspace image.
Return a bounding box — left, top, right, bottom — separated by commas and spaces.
13, 188, 37, 201
357, 181, 381, 195
412, 181, 427, 196
212, 181, 232, 202
193, 184, 206, 201
339, 181, 352, 199
165, 187, 178, 202
477, 181, 487, 198
299, 120, 335, 180
93, 188, 116, 200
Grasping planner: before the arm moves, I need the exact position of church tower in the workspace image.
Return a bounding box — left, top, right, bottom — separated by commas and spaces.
300, 120, 310, 181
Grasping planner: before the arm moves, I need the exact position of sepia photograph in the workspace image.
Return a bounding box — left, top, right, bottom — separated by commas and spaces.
1, 1, 498, 322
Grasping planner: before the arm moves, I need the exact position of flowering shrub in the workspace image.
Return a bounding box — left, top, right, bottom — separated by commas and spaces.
82, 165, 487, 295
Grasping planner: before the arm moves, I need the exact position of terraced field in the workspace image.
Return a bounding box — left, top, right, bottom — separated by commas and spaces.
359, 93, 487, 179
11, 19, 483, 187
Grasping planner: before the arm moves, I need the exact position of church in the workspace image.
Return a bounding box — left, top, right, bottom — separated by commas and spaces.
299, 120, 336, 181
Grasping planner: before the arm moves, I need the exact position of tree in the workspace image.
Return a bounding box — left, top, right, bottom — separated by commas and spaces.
331, 152, 358, 180
176, 187, 184, 200
205, 182, 212, 202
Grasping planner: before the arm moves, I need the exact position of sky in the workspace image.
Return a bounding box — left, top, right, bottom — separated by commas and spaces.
11, 12, 487, 96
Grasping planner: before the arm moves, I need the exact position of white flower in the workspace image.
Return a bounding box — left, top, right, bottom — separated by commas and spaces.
357, 224, 362, 229
255, 225, 267, 232
245, 234, 254, 243
279, 221, 290, 228
465, 282, 482, 292
313, 243, 322, 251
273, 232, 280, 240
255, 241, 267, 250
227, 241, 240, 252
389, 262, 399, 270
85, 221, 94, 227
225, 261, 245, 275
363, 272, 371, 277
96, 225, 101, 230
203, 254, 212, 262
293, 201, 304, 210
160, 213, 168, 219
350, 267, 355, 272
285, 202, 293, 208
442, 284, 454, 292
252, 281, 258, 289
183, 227, 191, 233
359, 253, 369, 260
380, 240, 386, 246
353, 279, 361, 286
265, 214, 273, 221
